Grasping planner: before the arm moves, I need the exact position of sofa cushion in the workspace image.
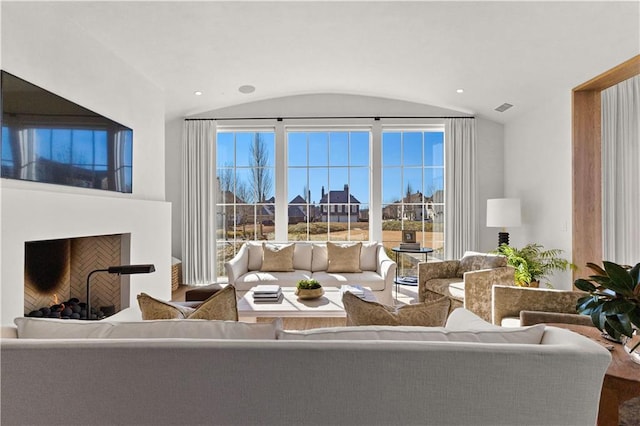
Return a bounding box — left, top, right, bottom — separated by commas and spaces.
448, 281, 465, 301
343, 292, 450, 326
422, 277, 464, 301
292, 243, 313, 271
14, 317, 281, 339
327, 241, 362, 273
360, 241, 379, 271
457, 251, 507, 277
235, 270, 313, 291
137, 285, 238, 321
311, 271, 386, 291
247, 241, 264, 271
260, 243, 295, 272
311, 243, 328, 272
277, 323, 545, 344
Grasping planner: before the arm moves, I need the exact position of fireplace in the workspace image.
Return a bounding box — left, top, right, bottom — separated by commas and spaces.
24, 234, 128, 317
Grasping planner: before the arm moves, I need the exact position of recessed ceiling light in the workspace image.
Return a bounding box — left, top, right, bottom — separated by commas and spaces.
194, 91, 203, 96
238, 85, 256, 94
456, 89, 464, 94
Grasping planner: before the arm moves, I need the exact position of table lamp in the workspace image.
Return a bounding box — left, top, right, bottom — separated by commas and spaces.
486, 198, 521, 247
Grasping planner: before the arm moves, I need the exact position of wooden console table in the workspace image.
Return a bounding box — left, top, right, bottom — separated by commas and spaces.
550, 323, 640, 426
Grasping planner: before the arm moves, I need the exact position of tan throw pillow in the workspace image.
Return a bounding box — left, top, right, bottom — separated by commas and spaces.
260, 243, 295, 272
137, 285, 238, 321
327, 242, 362, 273
342, 291, 451, 326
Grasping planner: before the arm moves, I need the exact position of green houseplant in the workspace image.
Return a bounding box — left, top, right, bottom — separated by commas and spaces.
295, 279, 324, 300
493, 243, 574, 287
575, 261, 640, 361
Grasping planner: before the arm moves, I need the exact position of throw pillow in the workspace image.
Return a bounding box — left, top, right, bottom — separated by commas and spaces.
342, 291, 450, 326
137, 285, 238, 321
277, 323, 546, 344
359, 241, 378, 271
260, 243, 295, 272
14, 317, 281, 339
326, 241, 362, 273
445, 308, 502, 330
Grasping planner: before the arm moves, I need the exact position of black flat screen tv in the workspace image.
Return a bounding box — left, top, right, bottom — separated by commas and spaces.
1, 71, 133, 193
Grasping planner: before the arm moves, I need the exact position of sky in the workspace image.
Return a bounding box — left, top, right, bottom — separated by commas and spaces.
216, 130, 444, 207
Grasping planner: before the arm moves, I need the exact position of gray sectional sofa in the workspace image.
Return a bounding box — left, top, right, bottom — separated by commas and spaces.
1, 308, 611, 426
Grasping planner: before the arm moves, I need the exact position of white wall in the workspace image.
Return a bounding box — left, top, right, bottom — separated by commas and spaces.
166, 93, 505, 260
503, 92, 574, 289
1, 2, 172, 325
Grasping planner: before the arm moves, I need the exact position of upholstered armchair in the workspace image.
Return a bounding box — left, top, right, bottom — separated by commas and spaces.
418, 251, 515, 322
491, 285, 592, 326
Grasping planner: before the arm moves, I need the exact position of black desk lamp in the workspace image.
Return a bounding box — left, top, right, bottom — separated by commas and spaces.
85, 264, 155, 320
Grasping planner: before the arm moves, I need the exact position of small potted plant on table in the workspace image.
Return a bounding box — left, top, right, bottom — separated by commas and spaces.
295, 279, 324, 300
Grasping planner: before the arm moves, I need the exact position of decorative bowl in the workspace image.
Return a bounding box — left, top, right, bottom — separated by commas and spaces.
295, 287, 324, 300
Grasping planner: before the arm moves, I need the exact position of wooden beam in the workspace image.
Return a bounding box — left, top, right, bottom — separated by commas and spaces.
572, 55, 639, 281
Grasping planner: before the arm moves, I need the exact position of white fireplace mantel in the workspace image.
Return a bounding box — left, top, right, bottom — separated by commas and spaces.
1, 185, 172, 327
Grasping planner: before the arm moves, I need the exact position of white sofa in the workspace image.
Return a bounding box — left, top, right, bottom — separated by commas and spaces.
225, 241, 396, 305
1, 309, 611, 426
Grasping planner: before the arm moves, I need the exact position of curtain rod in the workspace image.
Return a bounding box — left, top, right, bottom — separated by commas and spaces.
184, 115, 475, 121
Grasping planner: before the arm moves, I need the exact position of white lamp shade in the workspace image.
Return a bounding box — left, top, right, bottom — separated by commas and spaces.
487, 198, 521, 227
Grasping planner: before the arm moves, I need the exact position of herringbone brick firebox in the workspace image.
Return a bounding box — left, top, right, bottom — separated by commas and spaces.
24, 234, 125, 316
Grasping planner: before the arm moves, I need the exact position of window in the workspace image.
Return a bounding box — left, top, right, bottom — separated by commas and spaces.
287, 131, 370, 241
215, 130, 275, 276
212, 123, 445, 282
382, 129, 445, 265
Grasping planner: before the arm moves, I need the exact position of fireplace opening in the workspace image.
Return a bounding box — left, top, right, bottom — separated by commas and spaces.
24, 234, 127, 319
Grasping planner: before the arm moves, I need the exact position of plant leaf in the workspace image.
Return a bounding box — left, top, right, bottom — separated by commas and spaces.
576, 295, 598, 314
586, 262, 607, 275
574, 278, 596, 293
603, 261, 634, 294
602, 299, 636, 314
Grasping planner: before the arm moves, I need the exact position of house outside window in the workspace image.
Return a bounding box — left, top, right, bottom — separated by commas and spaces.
287, 130, 370, 242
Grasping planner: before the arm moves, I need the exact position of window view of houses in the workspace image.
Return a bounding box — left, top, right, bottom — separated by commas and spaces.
215, 129, 444, 277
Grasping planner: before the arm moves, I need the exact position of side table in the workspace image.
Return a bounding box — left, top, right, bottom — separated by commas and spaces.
549, 323, 640, 426
391, 247, 433, 301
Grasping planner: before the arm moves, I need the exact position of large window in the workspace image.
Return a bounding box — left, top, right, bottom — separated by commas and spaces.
382, 129, 445, 263
213, 123, 445, 281
287, 130, 370, 241
215, 130, 275, 275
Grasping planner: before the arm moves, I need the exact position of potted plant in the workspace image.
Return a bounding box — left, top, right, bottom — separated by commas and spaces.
493, 243, 574, 287
295, 279, 324, 300
575, 261, 640, 363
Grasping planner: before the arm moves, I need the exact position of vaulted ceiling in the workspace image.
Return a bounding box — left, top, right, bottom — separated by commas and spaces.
12, 1, 640, 123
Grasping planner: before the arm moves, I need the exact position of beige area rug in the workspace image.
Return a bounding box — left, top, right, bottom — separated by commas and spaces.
620, 396, 640, 426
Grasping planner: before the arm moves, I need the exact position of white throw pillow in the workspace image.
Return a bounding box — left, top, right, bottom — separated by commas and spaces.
359, 241, 379, 271
292, 243, 313, 271
247, 242, 263, 271
277, 324, 545, 344
15, 317, 282, 340
311, 243, 328, 271
445, 308, 502, 330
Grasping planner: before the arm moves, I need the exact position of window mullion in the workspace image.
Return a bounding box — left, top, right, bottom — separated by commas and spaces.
274, 120, 288, 241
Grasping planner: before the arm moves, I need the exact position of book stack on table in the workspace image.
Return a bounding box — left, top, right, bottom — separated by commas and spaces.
252, 285, 282, 303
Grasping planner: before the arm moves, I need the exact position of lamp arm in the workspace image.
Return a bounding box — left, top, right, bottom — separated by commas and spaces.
86, 268, 109, 320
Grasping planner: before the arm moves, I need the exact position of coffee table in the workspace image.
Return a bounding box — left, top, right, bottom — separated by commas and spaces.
237, 286, 375, 328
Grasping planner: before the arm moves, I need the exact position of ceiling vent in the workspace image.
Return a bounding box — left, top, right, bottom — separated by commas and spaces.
495, 103, 514, 112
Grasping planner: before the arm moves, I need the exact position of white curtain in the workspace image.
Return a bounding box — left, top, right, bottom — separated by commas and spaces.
182, 120, 216, 284
602, 75, 640, 265
444, 118, 478, 259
